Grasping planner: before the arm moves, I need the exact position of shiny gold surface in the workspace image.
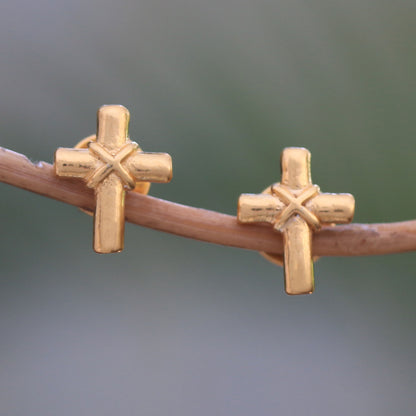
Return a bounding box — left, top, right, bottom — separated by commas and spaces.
237, 147, 355, 295
55, 105, 172, 254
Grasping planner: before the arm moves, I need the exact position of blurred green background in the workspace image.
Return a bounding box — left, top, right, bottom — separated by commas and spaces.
1, 0, 416, 414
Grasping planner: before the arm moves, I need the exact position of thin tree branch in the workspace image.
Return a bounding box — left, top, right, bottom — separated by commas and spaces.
1, 146, 416, 256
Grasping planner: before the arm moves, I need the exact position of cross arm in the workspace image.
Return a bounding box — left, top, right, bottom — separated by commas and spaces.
125, 152, 172, 183
238, 193, 285, 224
306, 193, 355, 224
55, 148, 98, 178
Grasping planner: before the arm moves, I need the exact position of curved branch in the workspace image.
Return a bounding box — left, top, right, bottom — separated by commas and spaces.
1, 146, 416, 257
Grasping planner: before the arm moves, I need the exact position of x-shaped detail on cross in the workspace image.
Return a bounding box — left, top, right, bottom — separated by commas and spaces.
271, 184, 321, 231
87, 141, 139, 189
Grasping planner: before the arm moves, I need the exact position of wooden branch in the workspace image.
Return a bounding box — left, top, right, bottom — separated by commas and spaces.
1, 146, 416, 257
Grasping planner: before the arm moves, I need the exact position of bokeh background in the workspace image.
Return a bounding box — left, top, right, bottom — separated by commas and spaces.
1, 0, 416, 414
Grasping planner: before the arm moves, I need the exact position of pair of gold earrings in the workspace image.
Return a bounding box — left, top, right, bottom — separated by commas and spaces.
54, 104, 355, 296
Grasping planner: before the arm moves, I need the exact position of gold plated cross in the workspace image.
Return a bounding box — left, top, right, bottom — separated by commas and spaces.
55, 105, 172, 254
238, 147, 355, 295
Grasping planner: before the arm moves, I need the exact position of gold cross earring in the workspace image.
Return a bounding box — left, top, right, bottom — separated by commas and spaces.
54, 105, 172, 254
238, 147, 355, 295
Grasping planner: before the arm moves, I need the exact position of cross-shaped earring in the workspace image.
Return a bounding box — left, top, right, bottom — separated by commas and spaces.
237, 147, 355, 295
54, 105, 172, 254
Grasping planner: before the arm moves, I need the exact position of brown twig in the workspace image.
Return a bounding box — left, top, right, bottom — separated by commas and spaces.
1, 146, 416, 256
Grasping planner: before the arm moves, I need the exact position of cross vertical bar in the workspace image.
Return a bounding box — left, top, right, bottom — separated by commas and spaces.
97, 105, 130, 149
279, 148, 314, 294
94, 105, 130, 253
94, 176, 125, 253
281, 147, 311, 189
281, 216, 314, 295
